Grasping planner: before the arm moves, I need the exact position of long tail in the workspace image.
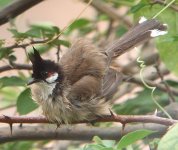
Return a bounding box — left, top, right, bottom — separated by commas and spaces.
102, 18, 167, 100
105, 18, 167, 59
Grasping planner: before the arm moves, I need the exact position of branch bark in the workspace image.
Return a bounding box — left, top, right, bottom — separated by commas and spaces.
0, 63, 31, 73
0, 0, 44, 26
0, 124, 168, 143
0, 114, 177, 126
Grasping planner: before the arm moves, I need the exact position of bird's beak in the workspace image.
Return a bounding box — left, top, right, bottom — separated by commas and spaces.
27, 78, 41, 85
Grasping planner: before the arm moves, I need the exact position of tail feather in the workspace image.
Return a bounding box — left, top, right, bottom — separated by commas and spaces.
102, 18, 167, 100
105, 18, 167, 59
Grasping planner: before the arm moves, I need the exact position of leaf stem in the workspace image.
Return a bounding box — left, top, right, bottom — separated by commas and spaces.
153, 0, 175, 18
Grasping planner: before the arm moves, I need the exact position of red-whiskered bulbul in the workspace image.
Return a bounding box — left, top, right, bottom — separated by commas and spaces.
28, 18, 167, 124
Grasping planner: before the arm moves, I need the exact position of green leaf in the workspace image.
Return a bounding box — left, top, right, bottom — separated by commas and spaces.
79, 26, 93, 36
0, 141, 34, 150
65, 18, 90, 34
102, 140, 116, 148
17, 88, 38, 115
84, 144, 105, 150
0, 39, 5, 47
0, 87, 19, 101
8, 55, 17, 63
158, 123, 178, 150
8, 22, 60, 40
97, 14, 109, 21
31, 22, 60, 33
0, 76, 26, 88
0, 87, 19, 108
0, 47, 13, 60
30, 22, 60, 38
8, 28, 28, 39
157, 40, 178, 76
93, 136, 115, 148
93, 136, 103, 145
113, 88, 169, 115
25, 28, 42, 38
149, 138, 160, 150
84, 136, 116, 149
51, 39, 71, 47
107, 0, 135, 7
116, 26, 128, 37
0, 0, 12, 9
130, 1, 148, 13
117, 129, 155, 149
134, 4, 178, 76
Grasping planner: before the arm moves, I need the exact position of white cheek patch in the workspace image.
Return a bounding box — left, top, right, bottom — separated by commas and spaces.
149, 29, 168, 37
46, 73, 58, 83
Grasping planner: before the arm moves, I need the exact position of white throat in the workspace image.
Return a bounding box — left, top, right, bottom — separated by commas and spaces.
30, 73, 59, 102
35, 82, 57, 101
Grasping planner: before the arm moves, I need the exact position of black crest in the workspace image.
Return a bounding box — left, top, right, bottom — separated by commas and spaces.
28, 47, 43, 64
29, 47, 63, 82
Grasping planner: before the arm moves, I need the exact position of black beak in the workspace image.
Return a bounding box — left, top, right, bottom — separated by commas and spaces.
27, 78, 41, 85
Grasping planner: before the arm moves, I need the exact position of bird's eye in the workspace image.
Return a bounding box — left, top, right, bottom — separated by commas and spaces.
41, 71, 54, 78
41, 71, 48, 77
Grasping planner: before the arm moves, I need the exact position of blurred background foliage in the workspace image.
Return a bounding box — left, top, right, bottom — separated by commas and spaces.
0, 0, 178, 149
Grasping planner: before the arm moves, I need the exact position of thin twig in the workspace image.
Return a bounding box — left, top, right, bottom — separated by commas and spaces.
106, 19, 114, 38
155, 64, 176, 102
125, 76, 178, 96
150, 0, 178, 12
2, 39, 49, 50
56, 45, 61, 62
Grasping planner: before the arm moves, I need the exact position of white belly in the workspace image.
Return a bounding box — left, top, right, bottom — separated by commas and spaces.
30, 82, 110, 124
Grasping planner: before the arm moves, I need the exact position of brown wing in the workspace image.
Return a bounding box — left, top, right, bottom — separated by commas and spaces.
60, 39, 107, 85
60, 39, 107, 101
67, 75, 102, 103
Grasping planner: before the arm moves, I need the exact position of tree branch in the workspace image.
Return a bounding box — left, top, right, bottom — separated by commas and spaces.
125, 76, 178, 96
0, 0, 44, 26
0, 40, 51, 73
84, 0, 132, 28
0, 124, 168, 143
2, 105, 178, 143
122, 53, 159, 74
0, 63, 31, 73
0, 114, 177, 126
4, 39, 49, 49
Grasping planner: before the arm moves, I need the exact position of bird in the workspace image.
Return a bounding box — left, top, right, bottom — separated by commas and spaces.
28, 18, 167, 124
